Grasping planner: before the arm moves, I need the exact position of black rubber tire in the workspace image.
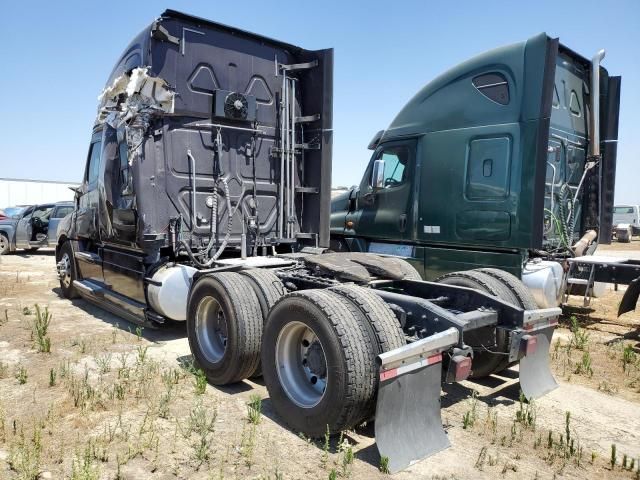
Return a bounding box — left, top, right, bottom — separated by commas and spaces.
478, 268, 538, 372
56, 241, 79, 299
384, 257, 423, 280
187, 272, 263, 385
239, 269, 286, 377
477, 268, 538, 310
0, 232, 9, 255
261, 289, 377, 436
329, 284, 405, 418
435, 270, 519, 378
239, 269, 286, 320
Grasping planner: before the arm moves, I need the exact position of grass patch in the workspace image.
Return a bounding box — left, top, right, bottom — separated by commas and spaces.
32, 304, 51, 353
247, 394, 262, 425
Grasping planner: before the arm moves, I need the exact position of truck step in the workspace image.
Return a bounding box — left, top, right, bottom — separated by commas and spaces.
72, 280, 105, 296
567, 278, 589, 286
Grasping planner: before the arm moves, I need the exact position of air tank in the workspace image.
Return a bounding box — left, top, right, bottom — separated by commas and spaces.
147, 264, 197, 321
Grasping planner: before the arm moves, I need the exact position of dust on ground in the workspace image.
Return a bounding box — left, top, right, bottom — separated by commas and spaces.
0, 249, 639, 480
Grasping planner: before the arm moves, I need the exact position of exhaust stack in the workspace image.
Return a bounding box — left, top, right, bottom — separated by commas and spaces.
590, 49, 606, 157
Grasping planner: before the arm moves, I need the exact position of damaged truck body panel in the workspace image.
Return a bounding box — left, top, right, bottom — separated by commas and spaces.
57, 10, 565, 473
72, 9, 333, 264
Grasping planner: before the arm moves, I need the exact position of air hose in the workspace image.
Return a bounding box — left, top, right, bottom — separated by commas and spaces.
178, 135, 234, 268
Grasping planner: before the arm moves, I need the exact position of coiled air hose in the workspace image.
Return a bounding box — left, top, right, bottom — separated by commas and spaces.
178, 138, 234, 267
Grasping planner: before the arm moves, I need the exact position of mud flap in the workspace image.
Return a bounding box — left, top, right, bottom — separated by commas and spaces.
618, 276, 640, 316
374, 328, 459, 473
518, 326, 558, 400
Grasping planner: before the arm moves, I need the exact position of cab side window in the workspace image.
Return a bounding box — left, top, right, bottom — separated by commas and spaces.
87, 141, 102, 187
370, 146, 410, 188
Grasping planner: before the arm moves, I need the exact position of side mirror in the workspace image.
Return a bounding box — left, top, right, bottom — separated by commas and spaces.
371, 159, 385, 190
348, 186, 359, 211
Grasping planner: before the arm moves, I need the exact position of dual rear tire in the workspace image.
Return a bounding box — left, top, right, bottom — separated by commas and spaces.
435, 268, 537, 377
186, 271, 403, 436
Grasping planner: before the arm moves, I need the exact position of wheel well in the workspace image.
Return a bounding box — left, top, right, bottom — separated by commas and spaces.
56, 235, 68, 257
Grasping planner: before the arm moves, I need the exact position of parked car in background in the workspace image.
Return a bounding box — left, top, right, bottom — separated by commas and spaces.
613, 204, 640, 242
0, 202, 74, 255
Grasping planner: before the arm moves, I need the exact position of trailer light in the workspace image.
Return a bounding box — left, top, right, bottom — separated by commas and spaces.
520, 334, 537, 356
451, 355, 472, 382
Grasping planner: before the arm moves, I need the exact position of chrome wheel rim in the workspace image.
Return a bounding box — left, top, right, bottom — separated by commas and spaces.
275, 321, 328, 408
0, 236, 7, 254
195, 296, 228, 364
57, 253, 72, 288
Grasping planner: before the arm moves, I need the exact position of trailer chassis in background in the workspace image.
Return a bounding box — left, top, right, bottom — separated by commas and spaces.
566, 255, 640, 315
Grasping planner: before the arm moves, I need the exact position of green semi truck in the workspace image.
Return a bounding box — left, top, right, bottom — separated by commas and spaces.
330, 33, 632, 312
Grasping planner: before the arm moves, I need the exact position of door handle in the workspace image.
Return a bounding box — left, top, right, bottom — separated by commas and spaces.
399, 214, 407, 233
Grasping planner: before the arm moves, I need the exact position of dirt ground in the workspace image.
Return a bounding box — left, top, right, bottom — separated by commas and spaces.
0, 246, 639, 480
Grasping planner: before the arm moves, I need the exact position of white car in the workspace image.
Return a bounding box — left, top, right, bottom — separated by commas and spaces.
613, 205, 640, 242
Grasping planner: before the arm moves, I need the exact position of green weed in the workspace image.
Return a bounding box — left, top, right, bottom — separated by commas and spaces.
462, 391, 478, 429
70, 442, 99, 480
15, 365, 28, 384
8, 425, 42, 480
622, 344, 637, 372
247, 394, 262, 424
194, 368, 207, 395
32, 304, 51, 353
574, 350, 593, 377
95, 353, 112, 374
515, 391, 536, 429
379, 455, 390, 474
570, 316, 589, 350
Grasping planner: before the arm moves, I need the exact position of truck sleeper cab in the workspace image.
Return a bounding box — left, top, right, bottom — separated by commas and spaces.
57, 11, 562, 472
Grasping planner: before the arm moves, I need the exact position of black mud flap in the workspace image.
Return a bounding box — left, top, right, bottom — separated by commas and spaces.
618, 276, 640, 316
518, 326, 558, 400
374, 328, 458, 473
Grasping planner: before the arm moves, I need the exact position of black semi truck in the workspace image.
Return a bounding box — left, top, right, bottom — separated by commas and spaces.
57, 10, 570, 472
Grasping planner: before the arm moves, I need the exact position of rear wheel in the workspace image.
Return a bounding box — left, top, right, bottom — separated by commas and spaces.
0, 233, 9, 255
478, 268, 537, 310
56, 241, 79, 299
435, 270, 519, 378
478, 268, 538, 372
384, 257, 422, 280
329, 284, 405, 418
187, 272, 263, 385
262, 289, 377, 436
239, 269, 286, 377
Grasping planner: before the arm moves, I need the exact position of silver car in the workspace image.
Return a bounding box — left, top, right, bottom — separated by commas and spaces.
0, 202, 74, 255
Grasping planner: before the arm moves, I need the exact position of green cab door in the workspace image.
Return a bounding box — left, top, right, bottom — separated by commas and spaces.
346, 139, 417, 242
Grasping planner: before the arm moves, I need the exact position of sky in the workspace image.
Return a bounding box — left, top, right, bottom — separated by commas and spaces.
0, 0, 638, 202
